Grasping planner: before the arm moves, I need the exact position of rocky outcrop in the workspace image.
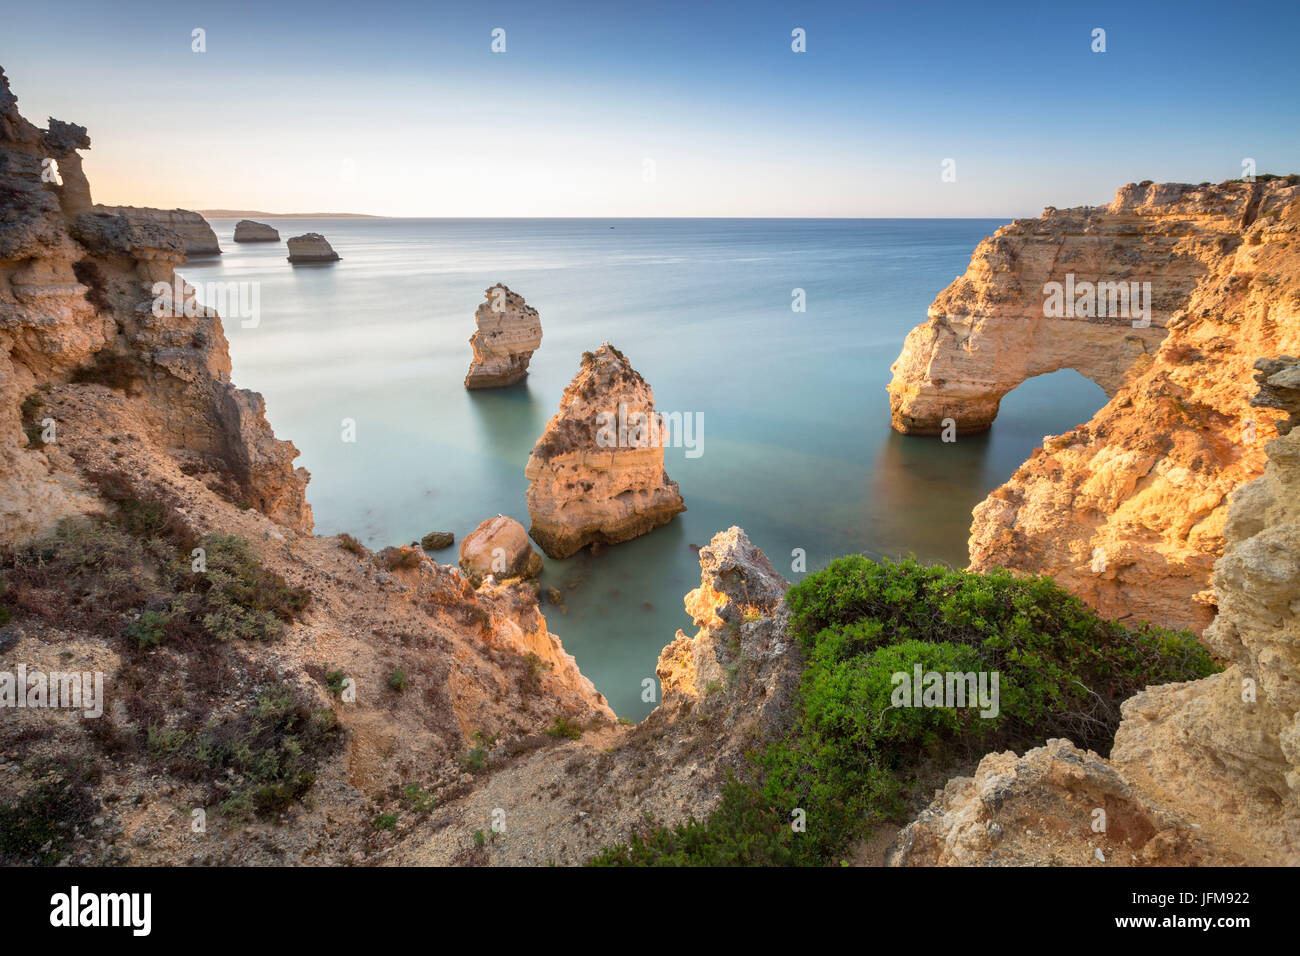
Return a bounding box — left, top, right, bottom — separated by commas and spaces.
286, 232, 340, 263
890, 358, 1300, 867
389, 526, 803, 866
655, 527, 798, 727
464, 284, 543, 389
0, 65, 310, 540
524, 345, 685, 558
458, 515, 544, 585
893, 181, 1300, 633
1105, 356, 1300, 864
886, 739, 1220, 866
233, 219, 280, 242
94, 205, 222, 257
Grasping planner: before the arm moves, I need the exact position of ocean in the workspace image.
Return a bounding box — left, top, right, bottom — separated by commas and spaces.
179, 218, 1106, 719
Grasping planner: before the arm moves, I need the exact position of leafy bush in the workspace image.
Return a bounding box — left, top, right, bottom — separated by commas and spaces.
593, 556, 1218, 866
545, 716, 582, 740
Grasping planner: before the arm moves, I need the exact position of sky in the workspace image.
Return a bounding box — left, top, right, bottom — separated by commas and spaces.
3, 0, 1298, 217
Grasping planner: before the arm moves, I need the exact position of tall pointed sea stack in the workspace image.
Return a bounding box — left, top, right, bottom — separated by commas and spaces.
525, 344, 686, 558
464, 283, 542, 388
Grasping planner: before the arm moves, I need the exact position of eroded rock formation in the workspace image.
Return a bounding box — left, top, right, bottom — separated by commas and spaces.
0, 67, 310, 539
286, 232, 339, 262
94, 205, 222, 257
524, 344, 685, 558
892, 181, 1300, 633
886, 739, 1219, 866
886, 182, 1291, 435
464, 283, 542, 389
233, 219, 280, 242
890, 358, 1300, 866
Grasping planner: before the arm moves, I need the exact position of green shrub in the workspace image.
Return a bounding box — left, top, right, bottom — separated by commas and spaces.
373, 813, 398, 831
545, 716, 582, 740
592, 556, 1218, 867
460, 746, 488, 772
323, 669, 348, 697
128, 608, 172, 648
388, 668, 408, 692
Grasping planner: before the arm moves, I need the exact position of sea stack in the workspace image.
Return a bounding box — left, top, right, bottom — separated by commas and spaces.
464, 283, 543, 388
233, 219, 280, 242
286, 232, 340, 262
94, 205, 221, 257
525, 344, 686, 558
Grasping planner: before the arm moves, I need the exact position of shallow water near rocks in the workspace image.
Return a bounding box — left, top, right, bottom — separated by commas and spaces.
180, 218, 1106, 719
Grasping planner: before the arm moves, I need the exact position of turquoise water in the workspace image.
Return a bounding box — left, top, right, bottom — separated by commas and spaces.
179, 218, 1106, 719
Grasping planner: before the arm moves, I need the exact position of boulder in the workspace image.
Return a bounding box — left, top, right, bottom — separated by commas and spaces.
420, 530, 455, 551
458, 516, 544, 584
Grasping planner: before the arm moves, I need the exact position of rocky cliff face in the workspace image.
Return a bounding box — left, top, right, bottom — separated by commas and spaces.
892, 181, 1300, 633
524, 344, 685, 558
890, 359, 1300, 867
0, 67, 612, 865
0, 67, 310, 540
93, 205, 222, 257
463, 284, 542, 389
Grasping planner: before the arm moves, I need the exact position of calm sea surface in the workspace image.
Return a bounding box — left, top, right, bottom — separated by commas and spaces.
180, 218, 1106, 718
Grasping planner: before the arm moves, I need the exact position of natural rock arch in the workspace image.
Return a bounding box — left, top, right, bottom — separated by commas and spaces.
887, 183, 1266, 435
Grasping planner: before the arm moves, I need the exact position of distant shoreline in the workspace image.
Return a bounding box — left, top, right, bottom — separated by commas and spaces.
196, 210, 385, 219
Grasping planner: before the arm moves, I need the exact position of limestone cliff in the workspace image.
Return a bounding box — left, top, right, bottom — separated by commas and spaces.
464, 284, 543, 389
524, 344, 685, 558
891, 180, 1300, 633
0, 66, 611, 865
0, 67, 310, 539
889, 358, 1300, 867
93, 205, 222, 257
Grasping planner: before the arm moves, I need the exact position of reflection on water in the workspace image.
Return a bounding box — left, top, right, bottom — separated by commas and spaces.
181, 218, 1107, 718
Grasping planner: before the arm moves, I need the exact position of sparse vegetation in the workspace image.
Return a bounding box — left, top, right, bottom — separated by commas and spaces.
337, 533, 365, 556
545, 715, 582, 740
388, 667, 408, 692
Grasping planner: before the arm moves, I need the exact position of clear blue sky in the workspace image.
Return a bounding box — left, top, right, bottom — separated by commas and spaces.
4, 0, 1298, 216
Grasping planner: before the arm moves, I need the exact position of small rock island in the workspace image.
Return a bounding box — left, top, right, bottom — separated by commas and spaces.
234, 219, 280, 242
286, 232, 340, 262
